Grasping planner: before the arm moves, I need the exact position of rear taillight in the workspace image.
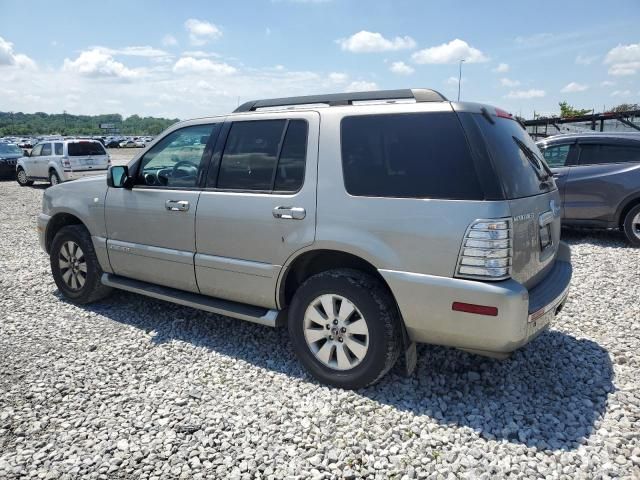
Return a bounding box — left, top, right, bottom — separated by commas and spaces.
495, 108, 513, 119
62, 157, 70, 168
456, 219, 512, 280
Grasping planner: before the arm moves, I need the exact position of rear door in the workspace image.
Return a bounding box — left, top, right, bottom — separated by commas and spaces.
564, 139, 640, 223
36, 142, 52, 177
195, 112, 319, 309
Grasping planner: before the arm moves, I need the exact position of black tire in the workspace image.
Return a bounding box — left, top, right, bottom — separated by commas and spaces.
50, 225, 113, 304
288, 269, 402, 389
623, 204, 640, 248
49, 169, 61, 186
16, 167, 33, 186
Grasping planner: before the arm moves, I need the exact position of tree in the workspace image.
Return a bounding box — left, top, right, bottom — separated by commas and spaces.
610, 103, 640, 113
558, 101, 592, 118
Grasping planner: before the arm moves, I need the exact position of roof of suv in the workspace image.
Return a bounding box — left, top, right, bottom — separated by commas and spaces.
539, 132, 640, 145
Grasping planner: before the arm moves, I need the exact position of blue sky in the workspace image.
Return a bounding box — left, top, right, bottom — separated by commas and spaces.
0, 0, 638, 119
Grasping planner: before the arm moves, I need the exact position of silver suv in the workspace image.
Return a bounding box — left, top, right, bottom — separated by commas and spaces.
37, 89, 572, 388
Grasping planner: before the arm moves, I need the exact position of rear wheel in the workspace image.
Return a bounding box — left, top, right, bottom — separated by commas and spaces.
49, 169, 61, 186
16, 168, 33, 186
623, 204, 640, 247
50, 225, 112, 304
288, 269, 402, 389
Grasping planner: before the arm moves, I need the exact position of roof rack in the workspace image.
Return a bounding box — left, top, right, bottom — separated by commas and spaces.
233, 88, 448, 113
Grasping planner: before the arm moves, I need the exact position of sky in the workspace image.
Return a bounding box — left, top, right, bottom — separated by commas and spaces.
0, 0, 638, 120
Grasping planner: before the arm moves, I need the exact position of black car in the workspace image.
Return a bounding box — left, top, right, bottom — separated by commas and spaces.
105, 139, 121, 148
537, 132, 640, 246
0, 143, 23, 179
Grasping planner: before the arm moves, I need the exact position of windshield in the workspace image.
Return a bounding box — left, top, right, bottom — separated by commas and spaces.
0, 144, 23, 156
469, 114, 556, 199
67, 142, 106, 156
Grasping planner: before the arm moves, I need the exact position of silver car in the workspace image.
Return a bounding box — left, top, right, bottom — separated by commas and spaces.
37, 89, 572, 388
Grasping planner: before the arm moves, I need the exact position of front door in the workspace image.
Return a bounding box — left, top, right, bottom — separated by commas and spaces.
26, 143, 43, 177
195, 112, 319, 309
104, 123, 220, 293
542, 142, 574, 218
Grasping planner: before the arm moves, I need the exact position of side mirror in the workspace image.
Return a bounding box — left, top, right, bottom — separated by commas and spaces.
23, 150, 30, 157
107, 165, 132, 188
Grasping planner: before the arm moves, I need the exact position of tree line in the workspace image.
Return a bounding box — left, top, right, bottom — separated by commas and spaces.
0, 111, 180, 136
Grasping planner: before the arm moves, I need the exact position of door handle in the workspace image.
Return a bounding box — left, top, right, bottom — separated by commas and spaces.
273, 206, 306, 220
165, 200, 190, 212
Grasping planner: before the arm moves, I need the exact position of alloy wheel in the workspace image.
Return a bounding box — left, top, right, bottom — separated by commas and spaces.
17, 169, 27, 184
633, 212, 640, 240
303, 294, 370, 371
58, 241, 87, 290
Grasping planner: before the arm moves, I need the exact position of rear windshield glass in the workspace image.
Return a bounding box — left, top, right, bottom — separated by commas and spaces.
341, 112, 484, 199
470, 114, 555, 199
67, 142, 106, 156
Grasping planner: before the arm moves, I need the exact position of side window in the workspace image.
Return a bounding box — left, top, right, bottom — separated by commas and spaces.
217, 120, 285, 191
41, 143, 52, 156
274, 120, 308, 192
579, 144, 640, 165
541, 144, 570, 167
30, 144, 43, 157
54, 143, 63, 155
341, 113, 483, 199
136, 124, 217, 188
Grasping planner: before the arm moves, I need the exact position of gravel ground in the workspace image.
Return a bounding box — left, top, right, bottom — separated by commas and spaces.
0, 178, 639, 480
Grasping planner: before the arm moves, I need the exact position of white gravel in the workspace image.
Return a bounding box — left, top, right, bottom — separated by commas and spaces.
1, 178, 639, 479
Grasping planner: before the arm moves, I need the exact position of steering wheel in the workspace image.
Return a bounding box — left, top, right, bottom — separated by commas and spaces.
171, 160, 198, 178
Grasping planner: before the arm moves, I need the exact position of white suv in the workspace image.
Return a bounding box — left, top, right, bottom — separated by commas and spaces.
17, 139, 110, 186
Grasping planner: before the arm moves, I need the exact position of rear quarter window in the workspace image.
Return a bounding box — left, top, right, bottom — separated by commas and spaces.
579, 143, 640, 165
340, 112, 484, 199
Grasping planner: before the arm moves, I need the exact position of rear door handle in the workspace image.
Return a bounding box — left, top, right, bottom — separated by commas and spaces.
165, 200, 190, 212
273, 206, 306, 220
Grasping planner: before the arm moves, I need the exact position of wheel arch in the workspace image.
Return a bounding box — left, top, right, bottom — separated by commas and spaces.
617, 193, 640, 228
45, 212, 85, 254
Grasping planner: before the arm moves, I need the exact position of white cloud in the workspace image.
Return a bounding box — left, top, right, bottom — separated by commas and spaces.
101, 46, 170, 57
500, 78, 520, 87
389, 61, 414, 75
173, 56, 236, 75
492, 63, 509, 73
338, 31, 415, 53
162, 35, 178, 47
601, 80, 616, 87
575, 54, 598, 65
561, 82, 588, 93
344, 80, 378, 92
445, 76, 463, 86
611, 90, 631, 97
63, 48, 140, 79
505, 89, 546, 99
185, 19, 222, 46
181, 50, 221, 58
604, 43, 640, 76
328, 72, 348, 83
411, 39, 488, 64
0, 36, 36, 69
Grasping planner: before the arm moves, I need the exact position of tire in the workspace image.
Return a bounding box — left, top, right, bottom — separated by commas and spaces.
16, 168, 33, 186
50, 225, 113, 304
49, 169, 61, 186
623, 204, 640, 247
288, 269, 402, 389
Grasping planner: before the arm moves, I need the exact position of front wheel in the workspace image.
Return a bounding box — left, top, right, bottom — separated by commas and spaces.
50, 225, 112, 304
623, 204, 640, 247
288, 269, 402, 389
16, 168, 33, 186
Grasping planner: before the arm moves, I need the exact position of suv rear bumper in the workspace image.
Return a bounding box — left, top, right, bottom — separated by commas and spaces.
380, 241, 572, 356
61, 168, 108, 181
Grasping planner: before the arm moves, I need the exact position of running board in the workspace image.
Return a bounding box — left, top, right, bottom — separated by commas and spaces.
101, 273, 279, 327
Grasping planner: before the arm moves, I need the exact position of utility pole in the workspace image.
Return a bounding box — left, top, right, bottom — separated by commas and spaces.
457, 59, 465, 102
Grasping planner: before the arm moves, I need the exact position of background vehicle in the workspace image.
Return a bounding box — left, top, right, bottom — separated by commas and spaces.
17, 139, 110, 186
37, 89, 571, 388
134, 139, 146, 148
0, 143, 23, 179
537, 132, 640, 246
119, 140, 137, 148
105, 139, 121, 148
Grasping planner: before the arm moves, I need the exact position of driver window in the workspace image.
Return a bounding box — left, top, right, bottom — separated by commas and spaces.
136, 124, 216, 188
31, 144, 43, 157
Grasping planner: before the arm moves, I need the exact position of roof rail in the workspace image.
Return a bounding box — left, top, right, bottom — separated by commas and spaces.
233, 88, 448, 113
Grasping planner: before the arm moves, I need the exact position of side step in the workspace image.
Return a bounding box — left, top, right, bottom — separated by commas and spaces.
101, 273, 279, 327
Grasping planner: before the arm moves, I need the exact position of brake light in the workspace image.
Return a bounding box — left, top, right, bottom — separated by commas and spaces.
456, 219, 512, 280
452, 302, 498, 316
495, 108, 513, 119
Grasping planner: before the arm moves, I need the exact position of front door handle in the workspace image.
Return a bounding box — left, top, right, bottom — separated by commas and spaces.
273, 206, 306, 220
165, 200, 190, 212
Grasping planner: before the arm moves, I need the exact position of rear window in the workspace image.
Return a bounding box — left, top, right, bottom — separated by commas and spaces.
68, 141, 106, 156
340, 112, 484, 199
469, 114, 555, 199
579, 143, 640, 165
